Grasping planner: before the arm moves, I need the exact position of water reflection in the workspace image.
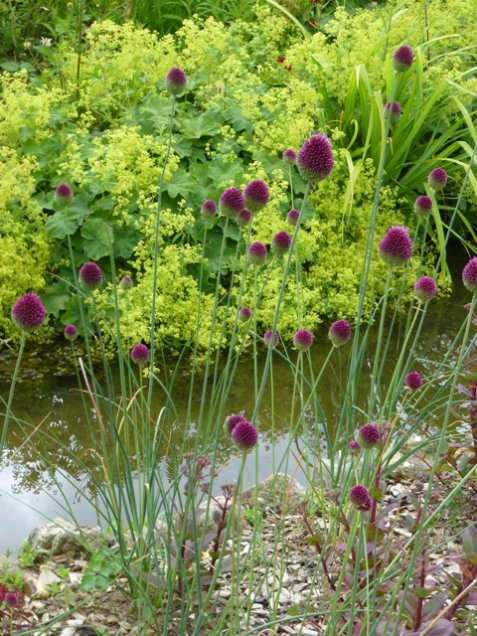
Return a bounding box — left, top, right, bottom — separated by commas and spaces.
0, 256, 471, 552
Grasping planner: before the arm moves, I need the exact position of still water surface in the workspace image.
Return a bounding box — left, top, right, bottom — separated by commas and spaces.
0, 267, 470, 553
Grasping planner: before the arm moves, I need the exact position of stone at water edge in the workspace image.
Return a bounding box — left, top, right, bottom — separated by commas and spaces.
243, 473, 307, 510
28, 517, 104, 560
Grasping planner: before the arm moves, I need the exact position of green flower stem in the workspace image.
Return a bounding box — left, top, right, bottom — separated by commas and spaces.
251, 182, 310, 424
147, 93, 177, 411
1, 331, 26, 452
368, 269, 393, 415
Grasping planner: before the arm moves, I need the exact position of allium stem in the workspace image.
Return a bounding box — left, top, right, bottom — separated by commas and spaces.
251, 183, 310, 423
147, 94, 177, 411
369, 269, 393, 414
1, 332, 26, 451
75, 0, 84, 99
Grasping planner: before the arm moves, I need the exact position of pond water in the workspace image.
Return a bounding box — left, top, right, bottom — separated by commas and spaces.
0, 252, 471, 553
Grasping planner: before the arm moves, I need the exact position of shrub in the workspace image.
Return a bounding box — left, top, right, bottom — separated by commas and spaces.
0, 1, 475, 348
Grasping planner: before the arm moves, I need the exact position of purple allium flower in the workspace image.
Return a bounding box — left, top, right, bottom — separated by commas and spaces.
248, 241, 268, 265
287, 208, 301, 226
54, 182, 73, 206
414, 195, 433, 217
237, 209, 252, 226
283, 148, 297, 165
244, 179, 270, 212
350, 485, 372, 511
131, 343, 150, 367
358, 424, 381, 448
328, 320, 351, 347
297, 133, 334, 183
11, 293, 47, 332
384, 101, 402, 122
120, 275, 133, 291
414, 276, 437, 303
349, 440, 361, 454
231, 419, 258, 450
201, 199, 217, 218
239, 306, 252, 322
378, 226, 413, 268
225, 413, 246, 433
462, 257, 477, 293
271, 230, 292, 255
428, 167, 448, 192
405, 371, 423, 391
219, 187, 245, 217
79, 262, 103, 290
64, 324, 78, 341
293, 328, 314, 351
4, 591, 19, 608
165, 67, 187, 95
392, 45, 414, 72
264, 330, 279, 348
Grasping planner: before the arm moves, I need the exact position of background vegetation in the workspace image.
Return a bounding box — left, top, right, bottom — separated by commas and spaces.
0, 0, 476, 348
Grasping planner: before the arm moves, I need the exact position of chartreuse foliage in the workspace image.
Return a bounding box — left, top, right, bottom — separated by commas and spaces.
0, 0, 475, 347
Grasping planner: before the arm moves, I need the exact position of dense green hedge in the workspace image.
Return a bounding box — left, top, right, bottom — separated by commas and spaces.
0, 0, 476, 347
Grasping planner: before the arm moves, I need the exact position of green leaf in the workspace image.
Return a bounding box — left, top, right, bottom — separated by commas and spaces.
179, 110, 224, 138
42, 286, 71, 317
305, 535, 322, 546
45, 212, 78, 239
114, 229, 138, 259
223, 104, 253, 132
80, 547, 122, 591
165, 170, 194, 199
206, 160, 243, 186
81, 218, 112, 260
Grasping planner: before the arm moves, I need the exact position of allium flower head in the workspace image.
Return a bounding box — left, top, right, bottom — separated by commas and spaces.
231, 419, 258, 450
244, 179, 270, 212
414, 195, 433, 217
428, 167, 448, 192
349, 440, 361, 454
350, 485, 372, 511
219, 187, 245, 217
384, 101, 402, 122
54, 183, 73, 206
131, 343, 150, 367
225, 414, 246, 433
4, 591, 19, 607
283, 148, 297, 165
405, 371, 423, 391
239, 306, 251, 322
462, 257, 477, 293
414, 276, 437, 303
328, 320, 351, 347
11, 292, 47, 332
392, 45, 414, 72
165, 67, 187, 95
264, 330, 279, 348
297, 133, 334, 183
237, 209, 252, 226
79, 262, 102, 290
271, 230, 292, 256
287, 208, 300, 226
379, 226, 413, 268
120, 275, 133, 291
358, 424, 381, 448
293, 328, 314, 351
201, 199, 217, 218
248, 241, 268, 265
64, 324, 78, 341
